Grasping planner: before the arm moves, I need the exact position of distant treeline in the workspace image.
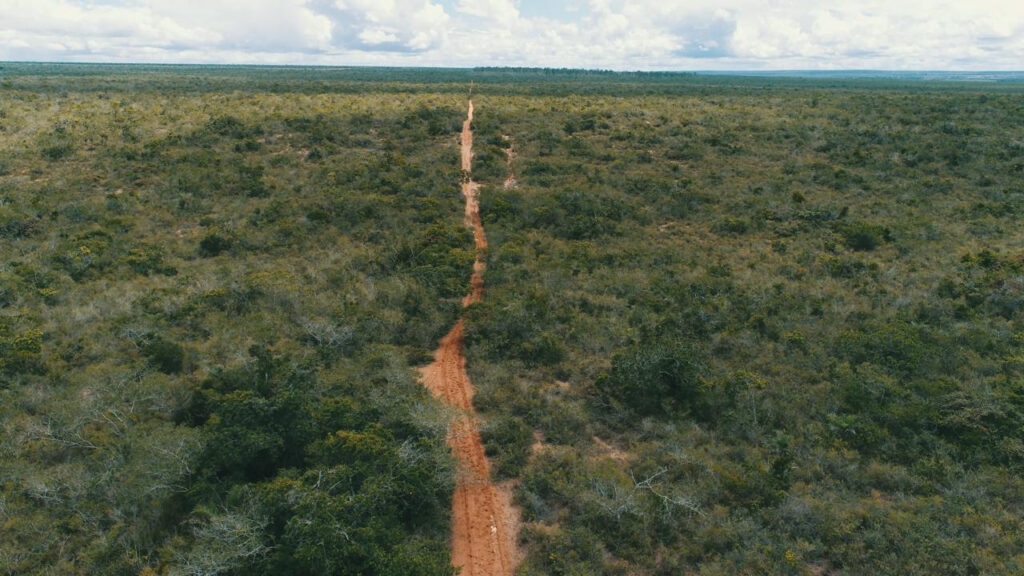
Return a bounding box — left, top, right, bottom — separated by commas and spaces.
3, 62, 1023, 97
472, 66, 698, 77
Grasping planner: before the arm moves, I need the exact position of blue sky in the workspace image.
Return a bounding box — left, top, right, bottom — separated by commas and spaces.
0, 0, 1021, 70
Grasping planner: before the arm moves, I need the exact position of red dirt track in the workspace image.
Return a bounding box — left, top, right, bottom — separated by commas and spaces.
419, 100, 519, 576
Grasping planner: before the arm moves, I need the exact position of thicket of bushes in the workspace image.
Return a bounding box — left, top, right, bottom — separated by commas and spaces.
466, 87, 1023, 574
0, 83, 469, 574
2, 66, 1022, 576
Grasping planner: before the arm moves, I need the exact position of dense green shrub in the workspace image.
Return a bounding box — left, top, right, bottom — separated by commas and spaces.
0, 79, 471, 575
835, 320, 935, 378
387, 222, 474, 298
597, 340, 706, 416
0, 209, 38, 238
482, 416, 533, 478
142, 337, 185, 374
201, 115, 261, 140
461, 77, 1024, 575
124, 244, 177, 275
174, 347, 454, 574
824, 255, 878, 278
198, 232, 233, 256
42, 142, 75, 160
0, 322, 44, 376
838, 221, 890, 251
52, 228, 113, 280
466, 290, 565, 366
942, 250, 1024, 320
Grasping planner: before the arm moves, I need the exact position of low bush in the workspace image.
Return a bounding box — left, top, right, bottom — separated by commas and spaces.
596, 339, 706, 417
838, 221, 890, 251
142, 338, 185, 374
198, 232, 233, 257
482, 416, 533, 478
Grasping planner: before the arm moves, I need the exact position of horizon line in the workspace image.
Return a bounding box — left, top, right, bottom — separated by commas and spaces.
2, 61, 1023, 75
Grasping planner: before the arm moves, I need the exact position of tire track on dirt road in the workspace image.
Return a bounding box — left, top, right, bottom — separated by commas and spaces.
419, 99, 520, 576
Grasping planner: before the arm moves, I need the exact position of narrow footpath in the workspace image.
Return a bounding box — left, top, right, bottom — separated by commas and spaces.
419, 100, 519, 576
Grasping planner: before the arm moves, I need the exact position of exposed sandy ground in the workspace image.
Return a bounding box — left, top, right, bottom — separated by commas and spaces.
593, 436, 630, 463
419, 100, 520, 576
501, 135, 517, 190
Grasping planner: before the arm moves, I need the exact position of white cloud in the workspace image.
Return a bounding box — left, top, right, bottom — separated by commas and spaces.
457, 0, 520, 23
147, 0, 333, 52
720, 1, 1024, 68
0, 0, 332, 60
313, 0, 449, 52
0, 0, 1021, 69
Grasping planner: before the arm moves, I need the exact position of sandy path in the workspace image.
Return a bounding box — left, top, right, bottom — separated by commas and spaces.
501, 135, 517, 190
419, 100, 519, 576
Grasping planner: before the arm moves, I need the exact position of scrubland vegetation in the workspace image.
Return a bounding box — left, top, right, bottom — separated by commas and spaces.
467, 84, 1024, 575
1, 64, 1022, 575
1, 68, 471, 574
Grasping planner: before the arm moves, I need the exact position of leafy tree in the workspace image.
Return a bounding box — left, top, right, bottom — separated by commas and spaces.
597, 340, 706, 416
142, 338, 185, 374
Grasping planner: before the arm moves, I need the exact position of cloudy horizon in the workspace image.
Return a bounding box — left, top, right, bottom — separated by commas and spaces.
1, 0, 1022, 71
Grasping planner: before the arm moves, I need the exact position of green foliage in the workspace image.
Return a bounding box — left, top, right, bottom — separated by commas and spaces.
4, 64, 1024, 576
597, 340, 706, 417
462, 80, 1024, 574
198, 232, 233, 257
0, 207, 39, 238
123, 244, 177, 276
203, 115, 260, 139
835, 320, 935, 378
467, 289, 565, 366
388, 222, 474, 299
823, 255, 878, 279
482, 416, 533, 478
142, 337, 185, 374
489, 187, 629, 240
0, 321, 44, 376
253, 474, 454, 576
941, 249, 1024, 320
42, 142, 75, 160
0, 79, 466, 575
838, 221, 890, 251
52, 228, 114, 281
713, 216, 751, 235
174, 348, 454, 575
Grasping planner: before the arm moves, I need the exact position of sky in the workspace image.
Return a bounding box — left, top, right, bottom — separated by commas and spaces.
0, 0, 1022, 70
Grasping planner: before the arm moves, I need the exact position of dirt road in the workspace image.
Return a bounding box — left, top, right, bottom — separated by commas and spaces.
419, 100, 519, 576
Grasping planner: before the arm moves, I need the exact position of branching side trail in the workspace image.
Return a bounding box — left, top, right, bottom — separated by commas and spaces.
419, 100, 520, 576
